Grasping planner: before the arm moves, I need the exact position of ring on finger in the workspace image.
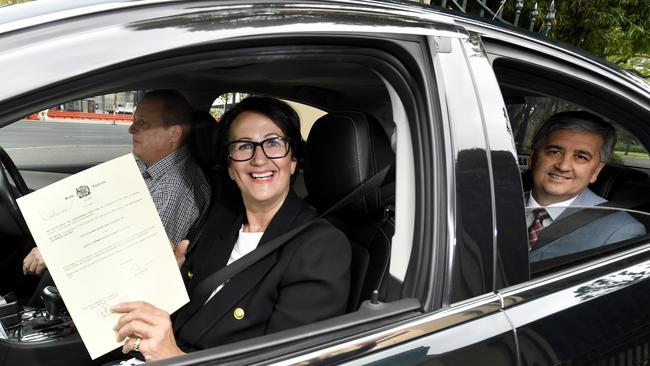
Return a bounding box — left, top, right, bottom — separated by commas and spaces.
133, 337, 142, 352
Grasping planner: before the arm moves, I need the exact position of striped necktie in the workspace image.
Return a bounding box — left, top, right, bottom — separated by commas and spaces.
528, 208, 550, 250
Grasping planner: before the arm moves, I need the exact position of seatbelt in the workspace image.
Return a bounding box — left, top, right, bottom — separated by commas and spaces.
532, 200, 640, 251
174, 163, 393, 330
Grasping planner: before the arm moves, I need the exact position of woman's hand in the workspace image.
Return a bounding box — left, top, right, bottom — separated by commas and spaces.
112, 301, 185, 362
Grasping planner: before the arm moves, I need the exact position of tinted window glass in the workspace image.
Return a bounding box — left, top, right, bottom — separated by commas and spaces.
528, 206, 649, 275
508, 96, 649, 169
506, 96, 650, 274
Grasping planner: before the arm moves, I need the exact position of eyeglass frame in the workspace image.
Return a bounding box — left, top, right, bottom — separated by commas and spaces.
227, 136, 293, 162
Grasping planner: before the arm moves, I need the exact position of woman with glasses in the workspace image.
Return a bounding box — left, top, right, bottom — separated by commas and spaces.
111, 97, 351, 362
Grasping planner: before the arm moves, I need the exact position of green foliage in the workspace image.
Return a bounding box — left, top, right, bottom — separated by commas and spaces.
449, 0, 650, 81
615, 143, 647, 154
614, 125, 648, 157
610, 153, 625, 165
510, 0, 650, 80
0, 0, 31, 6
553, 0, 650, 78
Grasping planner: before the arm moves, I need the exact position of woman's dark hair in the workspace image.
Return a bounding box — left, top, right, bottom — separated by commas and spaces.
218, 96, 304, 169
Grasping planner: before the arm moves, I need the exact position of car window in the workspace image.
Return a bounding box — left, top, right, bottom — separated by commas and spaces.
210, 92, 248, 118
494, 60, 650, 276
0, 18, 427, 361
211, 93, 326, 141
508, 95, 650, 169
508, 97, 650, 273
0, 92, 137, 190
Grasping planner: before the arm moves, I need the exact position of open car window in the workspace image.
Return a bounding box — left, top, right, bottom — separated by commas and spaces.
508, 95, 650, 170
211, 93, 327, 141
0, 92, 138, 191
0, 28, 425, 364
490, 52, 650, 280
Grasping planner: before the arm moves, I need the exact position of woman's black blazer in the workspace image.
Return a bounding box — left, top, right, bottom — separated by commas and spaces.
174, 190, 351, 351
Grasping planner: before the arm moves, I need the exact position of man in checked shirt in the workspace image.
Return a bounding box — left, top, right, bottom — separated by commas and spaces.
22, 89, 211, 276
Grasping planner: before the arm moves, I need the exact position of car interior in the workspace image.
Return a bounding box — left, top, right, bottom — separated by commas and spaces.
0, 43, 424, 364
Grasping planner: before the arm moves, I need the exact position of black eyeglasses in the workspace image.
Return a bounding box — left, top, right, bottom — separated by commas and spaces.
227, 136, 292, 162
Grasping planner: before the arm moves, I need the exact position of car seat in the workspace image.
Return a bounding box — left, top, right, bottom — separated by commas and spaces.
189, 110, 222, 175
187, 110, 229, 243
302, 111, 395, 312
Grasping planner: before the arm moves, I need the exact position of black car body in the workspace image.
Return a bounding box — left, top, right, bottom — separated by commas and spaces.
1, 1, 650, 365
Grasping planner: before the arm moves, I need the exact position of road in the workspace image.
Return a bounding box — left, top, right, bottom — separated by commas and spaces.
0, 120, 132, 189
0, 119, 132, 167
623, 156, 650, 169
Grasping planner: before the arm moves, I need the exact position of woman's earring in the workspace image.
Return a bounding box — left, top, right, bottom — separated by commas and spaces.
229, 175, 235, 180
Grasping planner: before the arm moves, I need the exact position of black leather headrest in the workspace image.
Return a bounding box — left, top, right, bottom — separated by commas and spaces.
189, 110, 222, 171
589, 163, 648, 200
523, 163, 648, 201
303, 112, 394, 219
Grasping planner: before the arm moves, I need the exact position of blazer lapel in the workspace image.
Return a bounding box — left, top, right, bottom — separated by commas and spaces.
174, 204, 242, 332
178, 248, 279, 345
176, 191, 307, 344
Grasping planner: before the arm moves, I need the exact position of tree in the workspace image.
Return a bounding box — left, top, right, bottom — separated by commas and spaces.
427, 1, 650, 81
551, 0, 650, 79
495, 0, 650, 80
0, 0, 31, 5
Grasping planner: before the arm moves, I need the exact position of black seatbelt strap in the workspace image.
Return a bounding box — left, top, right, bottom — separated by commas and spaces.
532, 200, 639, 251
174, 163, 393, 330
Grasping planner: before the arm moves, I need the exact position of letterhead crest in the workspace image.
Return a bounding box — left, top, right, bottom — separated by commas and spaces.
76, 185, 91, 199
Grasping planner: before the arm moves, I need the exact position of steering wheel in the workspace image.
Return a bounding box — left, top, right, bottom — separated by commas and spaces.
0, 146, 40, 298
0, 146, 31, 240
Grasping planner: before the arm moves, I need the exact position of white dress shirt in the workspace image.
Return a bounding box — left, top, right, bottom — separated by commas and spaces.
526, 193, 578, 229
205, 226, 263, 303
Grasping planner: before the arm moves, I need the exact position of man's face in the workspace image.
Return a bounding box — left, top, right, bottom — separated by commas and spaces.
530, 128, 606, 206
128, 97, 176, 166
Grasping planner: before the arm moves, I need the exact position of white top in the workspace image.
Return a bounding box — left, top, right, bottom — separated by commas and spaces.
526, 193, 578, 228
205, 226, 263, 304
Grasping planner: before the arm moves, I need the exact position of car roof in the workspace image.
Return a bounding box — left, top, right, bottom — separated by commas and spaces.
0, 0, 459, 119
0, 0, 454, 34
1, 0, 648, 117
0, 0, 143, 30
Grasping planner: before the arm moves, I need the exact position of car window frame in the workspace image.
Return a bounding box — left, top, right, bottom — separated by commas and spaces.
0, 34, 445, 364
484, 38, 650, 280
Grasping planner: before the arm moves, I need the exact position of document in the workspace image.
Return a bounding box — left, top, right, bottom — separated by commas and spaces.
17, 153, 189, 359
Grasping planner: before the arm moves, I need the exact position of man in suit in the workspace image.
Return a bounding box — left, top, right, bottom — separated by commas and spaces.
526, 111, 645, 262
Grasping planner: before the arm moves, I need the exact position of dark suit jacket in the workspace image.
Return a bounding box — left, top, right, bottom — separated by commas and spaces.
529, 189, 646, 262
174, 190, 351, 351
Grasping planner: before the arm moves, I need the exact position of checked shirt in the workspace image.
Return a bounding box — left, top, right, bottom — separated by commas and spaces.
136, 145, 211, 244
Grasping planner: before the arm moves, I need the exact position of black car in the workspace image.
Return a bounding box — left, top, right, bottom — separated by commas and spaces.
1, 1, 650, 365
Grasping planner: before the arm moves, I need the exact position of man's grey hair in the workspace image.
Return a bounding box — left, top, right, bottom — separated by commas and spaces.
532, 111, 617, 162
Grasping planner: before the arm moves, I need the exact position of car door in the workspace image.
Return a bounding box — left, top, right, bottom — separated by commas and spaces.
0, 2, 502, 365
478, 31, 650, 365
322, 30, 525, 366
